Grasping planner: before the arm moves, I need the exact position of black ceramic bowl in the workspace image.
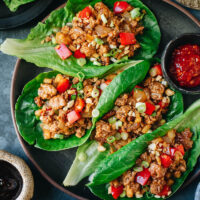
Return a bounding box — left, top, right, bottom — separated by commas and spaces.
161, 33, 200, 95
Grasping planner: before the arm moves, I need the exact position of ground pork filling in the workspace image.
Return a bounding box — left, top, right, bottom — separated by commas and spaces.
108, 128, 193, 199
94, 64, 175, 153
34, 74, 109, 140
42, 2, 145, 66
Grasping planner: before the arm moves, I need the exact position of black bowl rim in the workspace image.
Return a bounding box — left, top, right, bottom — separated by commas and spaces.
0, 0, 53, 30
10, 1, 200, 200
161, 33, 200, 95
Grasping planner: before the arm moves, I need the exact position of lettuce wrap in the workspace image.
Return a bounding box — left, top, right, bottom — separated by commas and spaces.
15, 60, 153, 151
87, 99, 200, 200
1, 0, 160, 77
63, 60, 183, 186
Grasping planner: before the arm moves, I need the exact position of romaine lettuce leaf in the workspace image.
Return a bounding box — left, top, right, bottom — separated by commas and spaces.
1, 0, 160, 76
15, 60, 150, 151
3, 0, 35, 12
63, 140, 110, 186
87, 99, 200, 200
63, 58, 183, 186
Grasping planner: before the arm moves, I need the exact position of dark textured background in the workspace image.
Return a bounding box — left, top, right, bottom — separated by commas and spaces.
0, 0, 200, 199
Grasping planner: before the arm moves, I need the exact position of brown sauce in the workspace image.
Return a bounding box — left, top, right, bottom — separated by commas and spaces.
0, 160, 23, 200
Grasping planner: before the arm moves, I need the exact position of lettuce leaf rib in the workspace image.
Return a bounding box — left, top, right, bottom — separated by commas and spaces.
87, 99, 200, 200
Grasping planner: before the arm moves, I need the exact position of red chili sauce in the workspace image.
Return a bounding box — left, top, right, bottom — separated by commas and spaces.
170, 44, 200, 87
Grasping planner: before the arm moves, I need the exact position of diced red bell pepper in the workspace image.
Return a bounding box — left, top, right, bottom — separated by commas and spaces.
57, 79, 70, 93
79, 6, 92, 19
99, 88, 103, 97
74, 49, 86, 58
113, 1, 131, 14
158, 101, 169, 109
67, 110, 81, 124
55, 44, 72, 60
152, 64, 163, 76
166, 145, 185, 158
166, 147, 176, 158
158, 101, 162, 108
105, 80, 112, 85
75, 98, 85, 112
120, 32, 136, 45
145, 102, 155, 115
135, 168, 151, 186
118, 128, 122, 133
160, 154, 172, 168
159, 185, 171, 197
111, 185, 124, 200
176, 144, 185, 156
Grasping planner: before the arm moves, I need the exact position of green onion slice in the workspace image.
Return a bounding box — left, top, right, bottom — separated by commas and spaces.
95, 38, 104, 45
52, 37, 56, 44
120, 191, 126, 198
115, 120, 122, 129
115, 132, 121, 140
133, 166, 143, 172
77, 58, 86, 67
91, 88, 100, 98
141, 161, 149, 168
130, 8, 141, 19
54, 134, 64, 139
136, 102, 146, 113
107, 136, 115, 143
93, 60, 102, 66
108, 116, 117, 124
92, 109, 100, 118
121, 132, 128, 140
77, 72, 85, 82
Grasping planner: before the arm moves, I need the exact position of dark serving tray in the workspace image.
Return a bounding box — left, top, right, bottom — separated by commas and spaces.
10, 0, 200, 199
0, 0, 53, 30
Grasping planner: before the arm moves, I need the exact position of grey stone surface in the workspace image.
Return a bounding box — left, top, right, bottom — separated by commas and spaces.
0, 1, 199, 200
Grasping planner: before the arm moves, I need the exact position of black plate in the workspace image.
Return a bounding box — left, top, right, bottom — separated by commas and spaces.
0, 0, 53, 30
10, 1, 200, 200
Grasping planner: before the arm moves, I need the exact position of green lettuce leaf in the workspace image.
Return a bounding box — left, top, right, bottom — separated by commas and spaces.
63, 65, 183, 186
3, 0, 35, 12
15, 60, 150, 151
63, 140, 110, 186
88, 99, 200, 200
1, 0, 160, 76
15, 71, 93, 150
164, 90, 183, 121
